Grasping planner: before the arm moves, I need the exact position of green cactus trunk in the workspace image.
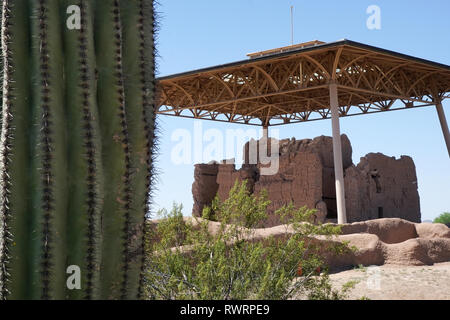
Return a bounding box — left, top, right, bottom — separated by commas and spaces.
0, 0, 157, 300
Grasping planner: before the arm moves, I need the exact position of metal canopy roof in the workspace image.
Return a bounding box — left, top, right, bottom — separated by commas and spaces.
156, 39, 450, 126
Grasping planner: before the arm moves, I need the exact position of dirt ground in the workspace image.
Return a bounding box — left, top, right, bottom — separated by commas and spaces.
328, 262, 450, 300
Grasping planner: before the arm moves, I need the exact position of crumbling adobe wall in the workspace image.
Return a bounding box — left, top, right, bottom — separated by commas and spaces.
246, 134, 352, 224
192, 163, 219, 216
278, 135, 353, 220
253, 151, 323, 226
345, 153, 421, 223
216, 164, 258, 202
198, 151, 324, 227
191, 135, 421, 226
244, 135, 352, 222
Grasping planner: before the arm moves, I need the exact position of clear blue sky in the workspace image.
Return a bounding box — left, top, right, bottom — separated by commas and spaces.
153, 0, 450, 222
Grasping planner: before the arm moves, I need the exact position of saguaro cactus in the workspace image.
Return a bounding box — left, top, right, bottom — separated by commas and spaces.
0, 0, 157, 300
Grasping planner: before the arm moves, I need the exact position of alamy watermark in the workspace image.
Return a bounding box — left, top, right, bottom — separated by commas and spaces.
66, 265, 81, 290
366, 5, 381, 30
66, 5, 81, 30
171, 121, 280, 175
366, 265, 381, 290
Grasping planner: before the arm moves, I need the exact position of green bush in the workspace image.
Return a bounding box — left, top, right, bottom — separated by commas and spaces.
433, 212, 450, 225
144, 181, 352, 300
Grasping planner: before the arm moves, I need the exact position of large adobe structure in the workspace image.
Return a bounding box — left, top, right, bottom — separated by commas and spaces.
192, 134, 421, 226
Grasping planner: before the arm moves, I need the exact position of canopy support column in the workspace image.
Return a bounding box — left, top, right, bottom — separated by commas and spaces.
262, 125, 269, 157
435, 101, 450, 158
329, 83, 347, 224
262, 126, 269, 140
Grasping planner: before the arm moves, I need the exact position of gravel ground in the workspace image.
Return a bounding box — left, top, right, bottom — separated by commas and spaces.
328, 262, 450, 300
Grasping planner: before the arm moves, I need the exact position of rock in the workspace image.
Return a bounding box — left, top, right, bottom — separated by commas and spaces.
327, 219, 450, 268
150, 217, 450, 270
321, 233, 385, 271
384, 238, 434, 266
419, 238, 450, 263
415, 222, 450, 239
340, 218, 418, 244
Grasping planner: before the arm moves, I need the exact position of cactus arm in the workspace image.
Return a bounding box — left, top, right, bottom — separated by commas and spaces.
0, 0, 156, 300
28, 0, 68, 300
120, 0, 158, 299
94, 0, 130, 300
0, 0, 32, 300
63, 0, 104, 300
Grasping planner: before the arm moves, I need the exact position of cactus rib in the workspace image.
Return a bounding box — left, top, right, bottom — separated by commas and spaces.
0, 0, 13, 299
119, 0, 158, 299
38, 1, 54, 298
0, 0, 32, 300
64, 0, 104, 300
94, 0, 131, 299
79, 0, 103, 299
28, 0, 68, 299
137, 0, 158, 299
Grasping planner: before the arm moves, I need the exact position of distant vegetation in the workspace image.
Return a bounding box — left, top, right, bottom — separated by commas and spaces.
433, 212, 450, 225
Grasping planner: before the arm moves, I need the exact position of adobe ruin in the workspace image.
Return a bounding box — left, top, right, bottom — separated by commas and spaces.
192, 134, 421, 227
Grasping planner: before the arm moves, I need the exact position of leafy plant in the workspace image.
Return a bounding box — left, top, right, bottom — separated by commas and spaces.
145, 180, 352, 300
433, 212, 450, 225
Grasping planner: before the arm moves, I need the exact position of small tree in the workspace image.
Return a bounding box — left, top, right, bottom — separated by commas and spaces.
433, 212, 450, 225
144, 180, 352, 300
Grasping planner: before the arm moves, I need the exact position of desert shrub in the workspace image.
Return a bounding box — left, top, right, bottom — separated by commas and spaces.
433, 212, 450, 225
144, 180, 351, 300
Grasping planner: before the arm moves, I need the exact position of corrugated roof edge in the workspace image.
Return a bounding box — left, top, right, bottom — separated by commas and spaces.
157, 39, 450, 81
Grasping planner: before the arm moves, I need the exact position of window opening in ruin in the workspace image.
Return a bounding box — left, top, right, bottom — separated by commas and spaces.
371, 169, 381, 193
323, 197, 337, 219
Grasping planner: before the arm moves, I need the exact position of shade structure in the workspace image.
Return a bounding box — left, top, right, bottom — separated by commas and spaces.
157, 39, 450, 126
156, 39, 450, 224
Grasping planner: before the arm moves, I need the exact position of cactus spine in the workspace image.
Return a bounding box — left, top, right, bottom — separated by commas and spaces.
0, 0, 157, 300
